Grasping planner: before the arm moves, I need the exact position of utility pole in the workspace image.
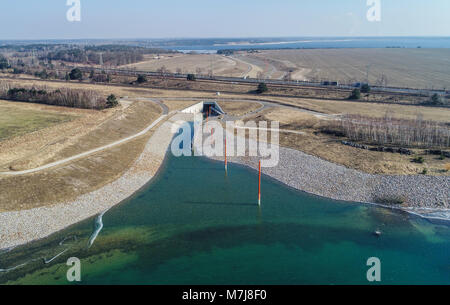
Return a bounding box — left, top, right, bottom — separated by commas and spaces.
210, 54, 213, 79
31, 50, 37, 66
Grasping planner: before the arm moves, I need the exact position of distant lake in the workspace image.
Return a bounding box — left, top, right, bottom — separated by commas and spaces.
170, 37, 450, 53
2, 37, 449, 53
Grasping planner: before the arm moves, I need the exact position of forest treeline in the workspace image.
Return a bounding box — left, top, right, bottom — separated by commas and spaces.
0, 82, 116, 110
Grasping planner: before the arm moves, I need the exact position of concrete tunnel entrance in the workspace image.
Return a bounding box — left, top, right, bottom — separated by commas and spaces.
181, 101, 225, 119
203, 102, 224, 119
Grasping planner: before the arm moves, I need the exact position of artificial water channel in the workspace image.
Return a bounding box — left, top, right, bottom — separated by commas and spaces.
1, 140, 449, 284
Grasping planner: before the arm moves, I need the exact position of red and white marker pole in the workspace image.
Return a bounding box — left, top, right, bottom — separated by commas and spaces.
225, 137, 228, 172
258, 160, 262, 206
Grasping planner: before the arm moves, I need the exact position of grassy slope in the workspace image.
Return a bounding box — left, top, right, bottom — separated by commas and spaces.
0, 102, 74, 141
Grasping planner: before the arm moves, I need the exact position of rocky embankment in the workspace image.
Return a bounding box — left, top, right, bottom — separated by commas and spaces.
0, 114, 188, 250
212, 144, 449, 218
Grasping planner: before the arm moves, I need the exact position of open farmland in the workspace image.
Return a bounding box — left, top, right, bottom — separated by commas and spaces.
120, 53, 252, 77
237, 48, 450, 89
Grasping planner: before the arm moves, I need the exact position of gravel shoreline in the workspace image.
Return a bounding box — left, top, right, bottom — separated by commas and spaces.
211, 144, 450, 220
1, 116, 449, 250
0, 114, 186, 250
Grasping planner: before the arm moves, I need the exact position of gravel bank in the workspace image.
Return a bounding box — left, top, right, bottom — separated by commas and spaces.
1, 116, 448, 250
0, 114, 187, 250
211, 138, 449, 219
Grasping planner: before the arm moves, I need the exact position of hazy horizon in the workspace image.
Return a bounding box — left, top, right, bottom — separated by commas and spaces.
2, 36, 450, 43
0, 0, 449, 40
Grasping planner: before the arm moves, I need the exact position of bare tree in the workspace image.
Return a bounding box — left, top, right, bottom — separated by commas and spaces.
333, 114, 450, 148
283, 71, 292, 82
257, 71, 264, 81
376, 74, 389, 87
157, 65, 171, 88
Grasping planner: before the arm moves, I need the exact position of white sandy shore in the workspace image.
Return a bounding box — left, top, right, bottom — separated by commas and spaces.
0, 114, 189, 250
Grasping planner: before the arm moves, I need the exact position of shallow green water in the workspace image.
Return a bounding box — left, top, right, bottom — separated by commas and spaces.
1, 153, 449, 285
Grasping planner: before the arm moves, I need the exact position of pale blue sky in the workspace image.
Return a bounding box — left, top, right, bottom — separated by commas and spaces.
0, 0, 449, 39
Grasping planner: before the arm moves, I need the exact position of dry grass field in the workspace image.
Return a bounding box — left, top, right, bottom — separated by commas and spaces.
246, 107, 450, 176
0, 101, 74, 141
218, 100, 263, 117
120, 53, 251, 77
233, 54, 288, 80
0, 102, 112, 170
267, 97, 450, 122
238, 49, 450, 89
0, 100, 161, 172
160, 99, 200, 112
0, 134, 152, 211
0, 91, 167, 211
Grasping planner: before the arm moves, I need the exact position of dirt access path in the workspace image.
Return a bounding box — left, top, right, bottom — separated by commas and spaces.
0, 99, 168, 176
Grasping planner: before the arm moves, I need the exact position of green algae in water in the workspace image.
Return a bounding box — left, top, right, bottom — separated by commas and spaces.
1, 154, 450, 285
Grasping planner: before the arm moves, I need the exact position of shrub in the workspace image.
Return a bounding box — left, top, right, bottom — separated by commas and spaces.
7, 88, 27, 98
69, 68, 83, 81
92, 73, 108, 83
348, 89, 361, 100
422, 94, 448, 106
35, 69, 49, 79
106, 94, 119, 108
412, 156, 425, 164
136, 74, 147, 84
256, 83, 268, 94
361, 84, 371, 93
421, 168, 428, 175
13, 68, 24, 74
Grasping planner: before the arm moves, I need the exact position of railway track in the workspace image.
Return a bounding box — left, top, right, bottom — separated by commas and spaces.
74, 66, 447, 96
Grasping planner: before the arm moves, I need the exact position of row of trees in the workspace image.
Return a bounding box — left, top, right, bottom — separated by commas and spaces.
44, 48, 146, 66
336, 114, 450, 148
0, 83, 117, 110
63, 68, 113, 83
348, 85, 448, 107
43, 45, 174, 66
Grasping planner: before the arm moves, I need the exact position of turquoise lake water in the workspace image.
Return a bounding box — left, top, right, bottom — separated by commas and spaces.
0, 152, 449, 285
